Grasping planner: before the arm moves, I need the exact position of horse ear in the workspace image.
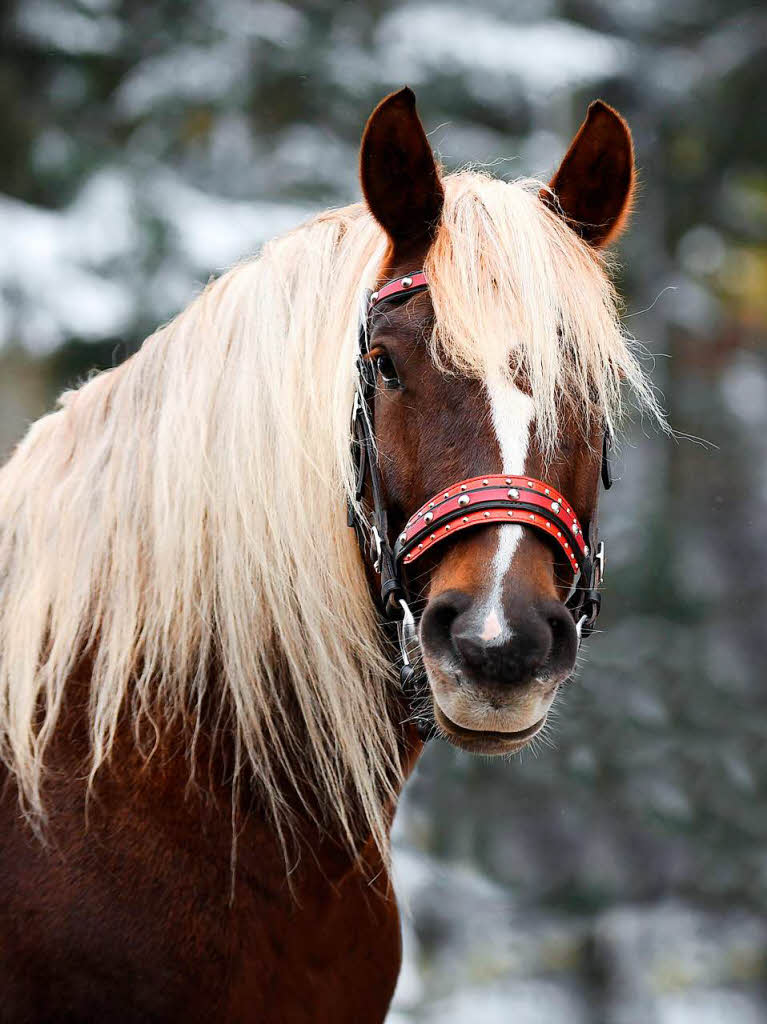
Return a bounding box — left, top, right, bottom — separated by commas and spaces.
544, 100, 635, 248
360, 87, 444, 247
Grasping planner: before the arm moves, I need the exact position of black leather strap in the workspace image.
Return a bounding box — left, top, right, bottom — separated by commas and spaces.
350, 312, 407, 619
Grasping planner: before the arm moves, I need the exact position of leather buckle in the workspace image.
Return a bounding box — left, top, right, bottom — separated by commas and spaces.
595, 541, 606, 585
371, 525, 382, 573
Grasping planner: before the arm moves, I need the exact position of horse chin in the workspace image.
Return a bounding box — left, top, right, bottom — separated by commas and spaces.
431, 701, 548, 754
418, 654, 556, 754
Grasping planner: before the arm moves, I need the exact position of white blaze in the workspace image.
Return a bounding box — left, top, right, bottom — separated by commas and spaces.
482, 375, 535, 641
480, 607, 503, 643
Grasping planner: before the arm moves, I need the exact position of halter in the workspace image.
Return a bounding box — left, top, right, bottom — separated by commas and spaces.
349, 271, 609, 737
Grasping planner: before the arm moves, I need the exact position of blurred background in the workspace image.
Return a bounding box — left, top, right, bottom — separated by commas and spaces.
2, 1, 766, 1020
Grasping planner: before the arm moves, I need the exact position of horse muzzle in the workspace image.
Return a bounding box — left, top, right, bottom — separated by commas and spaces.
418, 586, 578, 753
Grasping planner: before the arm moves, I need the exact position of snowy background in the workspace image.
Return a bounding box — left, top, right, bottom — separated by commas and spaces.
2, 0, 767, 1020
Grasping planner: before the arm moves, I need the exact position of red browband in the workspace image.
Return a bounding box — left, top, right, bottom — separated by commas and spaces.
369, 271, 429, 307
393, 474, 587, 579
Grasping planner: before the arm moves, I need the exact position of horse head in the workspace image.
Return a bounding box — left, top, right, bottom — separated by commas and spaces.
356, 88, 636, 754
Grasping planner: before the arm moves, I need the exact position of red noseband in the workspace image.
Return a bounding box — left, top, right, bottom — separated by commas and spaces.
393, 474, 587, 579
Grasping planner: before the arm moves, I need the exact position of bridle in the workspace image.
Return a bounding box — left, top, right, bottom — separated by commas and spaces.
348, 271, 611, 736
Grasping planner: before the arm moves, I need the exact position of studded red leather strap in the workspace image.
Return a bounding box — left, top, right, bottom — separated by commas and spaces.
393, 474, 587, 578
369, 271, 429, 308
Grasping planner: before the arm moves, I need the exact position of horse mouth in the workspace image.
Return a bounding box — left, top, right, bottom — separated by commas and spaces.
433, 704, 547, 754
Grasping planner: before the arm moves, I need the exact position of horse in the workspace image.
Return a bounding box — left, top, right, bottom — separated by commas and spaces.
0, 88, 663, 1022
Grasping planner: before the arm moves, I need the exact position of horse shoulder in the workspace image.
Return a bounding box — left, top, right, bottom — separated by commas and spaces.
0, 720, 402, 1023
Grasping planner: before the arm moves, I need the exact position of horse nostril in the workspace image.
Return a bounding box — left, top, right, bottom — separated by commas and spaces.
451, 631, 487, 671
420, 589, 473, 657
548, 614, 564, 637
543, 601, 578, 672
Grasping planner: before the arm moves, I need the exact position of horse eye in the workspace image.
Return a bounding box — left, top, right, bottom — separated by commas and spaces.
375, 352, 400, 389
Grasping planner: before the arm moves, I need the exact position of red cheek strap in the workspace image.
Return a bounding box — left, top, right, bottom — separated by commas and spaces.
392, 474, 588, 579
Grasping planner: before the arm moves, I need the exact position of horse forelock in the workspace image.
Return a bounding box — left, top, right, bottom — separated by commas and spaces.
0, 171, 664, 862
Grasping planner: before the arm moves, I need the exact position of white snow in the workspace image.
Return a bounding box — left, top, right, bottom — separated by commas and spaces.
0, 171, 136, 352
376, 8, 632, 96
0, 167, 311, 353
115, 44, 250, 118
15, 0, 123, 55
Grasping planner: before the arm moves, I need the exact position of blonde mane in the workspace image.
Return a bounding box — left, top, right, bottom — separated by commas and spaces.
0, 171, 663, 857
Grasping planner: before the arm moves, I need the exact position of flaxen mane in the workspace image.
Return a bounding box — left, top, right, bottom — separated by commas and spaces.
0, 172, 662, 856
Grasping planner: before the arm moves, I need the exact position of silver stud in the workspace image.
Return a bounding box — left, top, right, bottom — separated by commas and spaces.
458, 494, 470, 506
429, 502, 434, 509
546, 521, 551, 528
572, 524, 579, 535
508, 488, 519, 499
460, 484, 467, 491
544, 488, 550, 495
483, 511, 490, 518
400, 532, 407, 543
529, 514, 535, 520
401, 276, 413, 288
482, 479, 489, 485
557, 531, 562, 537
584, 545, 589, 556
505, 478, 512, 485
527, 481, 534, 488
444, 492, 449, 499
424, 511, 433, 523
370, 291, 379, 302
430, 533, 436, 540
445, 524, 450, 530
551, 501, 560, 513
507, 510, 514, 517
462, 516, 468, 523
418, 543, 423, 549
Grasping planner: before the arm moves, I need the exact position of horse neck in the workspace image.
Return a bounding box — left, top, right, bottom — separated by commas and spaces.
52, 655, 422, 878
